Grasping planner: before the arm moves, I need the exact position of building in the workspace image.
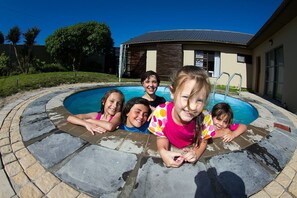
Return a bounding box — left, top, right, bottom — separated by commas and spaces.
119, 0, 297, 114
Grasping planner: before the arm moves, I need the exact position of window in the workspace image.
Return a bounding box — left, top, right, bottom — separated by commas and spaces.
195, 50, 215, 77
264, 46, 284, 101
237, 54, 252, 64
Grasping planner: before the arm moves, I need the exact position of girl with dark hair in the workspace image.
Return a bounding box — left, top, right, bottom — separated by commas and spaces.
67, 89, 124, 134
141, 70, 166, 111
211, 102, 247, 142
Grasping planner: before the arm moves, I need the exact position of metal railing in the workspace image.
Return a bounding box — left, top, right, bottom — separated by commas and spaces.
212, 72, 242, 100
212, 72, 230, 99
224, 73, 242, 100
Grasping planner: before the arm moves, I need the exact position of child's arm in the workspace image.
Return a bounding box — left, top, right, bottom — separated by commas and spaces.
157, 137, 184, 168
86, 112, 122, 133
67, 114, 98, 134
222, 124, 247, 142
183, 139, 207, 163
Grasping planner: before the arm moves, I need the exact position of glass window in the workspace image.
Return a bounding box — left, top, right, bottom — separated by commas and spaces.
264, 46, 284, 101
195, 50, 215, 76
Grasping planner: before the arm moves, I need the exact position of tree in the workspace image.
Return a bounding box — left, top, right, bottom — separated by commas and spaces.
6, 26, 21, 70
22, 27, 40, 73
45, 21, 114, 71
0, 31, 4, 44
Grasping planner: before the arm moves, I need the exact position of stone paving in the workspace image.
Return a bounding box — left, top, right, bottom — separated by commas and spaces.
0, 83, 297, 198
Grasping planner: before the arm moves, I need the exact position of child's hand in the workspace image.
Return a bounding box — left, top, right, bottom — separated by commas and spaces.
84, 123, 96, 135
160, 150, 184, 168
222, 132, 235, 142
182, 148, 198, 163
93, 126, 107, 133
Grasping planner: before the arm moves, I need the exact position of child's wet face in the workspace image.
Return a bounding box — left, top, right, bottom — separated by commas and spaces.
103, 92, 123, 116
126, 104, 149, 128
142, 75, 158, 95
172, 79, 207, 124
213, 114, 229, 130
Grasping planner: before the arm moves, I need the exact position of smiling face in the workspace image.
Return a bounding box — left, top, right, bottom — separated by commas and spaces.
213, 114, 230, 130
103, 92, 123, 116
142, 75, 159, 96
126, 104, 149, 128
171, 79, 207, 125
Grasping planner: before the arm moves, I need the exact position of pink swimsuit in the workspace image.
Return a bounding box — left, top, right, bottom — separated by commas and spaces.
95, 113, 114, 122
148, 102, 215, 148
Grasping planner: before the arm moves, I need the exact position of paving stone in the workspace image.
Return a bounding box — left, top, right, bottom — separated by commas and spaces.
10, 132, 22, 144
15, 148, 30, 159
5, 160, 22, 177
0, 145, 12, 154
12, 141, 25, 152
266, 129, 297, 158
288, 180, 297, 197
249, 190, 270, 198
47, 182, 79, 198
280, 191, 294, 198
77, 193, 93, 198
0, 169, 15, 198
0, 137, 9, 147
19, 154, 37, 169
275, 173, 292, 188
246, 140, 289, 173
34, 172, 60, 194
2, 152, 17, 165
19, 182, 43, 198
97, 130, 128, 149
264, 181, 284, 197
28, 133, 85, 168
288, 161, 297, 171
24, 162, 46, 181
11, 171, 30, 189
20, 115, 56, 142
209, 150, 273, 196
56, 145, 137, 197
282, 166, 296, 180
132, 157, 207, 198
118, 133, 148, 154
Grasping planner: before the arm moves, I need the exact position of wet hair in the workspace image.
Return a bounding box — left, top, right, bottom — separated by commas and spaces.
100, 89, 125, 113
140, 70, 161, 85
121, 97, 151, 124
170, 66, 211, 146
211, 102, 233, 127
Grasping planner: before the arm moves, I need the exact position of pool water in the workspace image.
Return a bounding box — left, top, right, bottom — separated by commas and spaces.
64, 86, 258, 125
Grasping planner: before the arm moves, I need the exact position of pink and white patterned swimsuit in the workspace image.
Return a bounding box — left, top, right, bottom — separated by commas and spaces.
148, 102, 215, 148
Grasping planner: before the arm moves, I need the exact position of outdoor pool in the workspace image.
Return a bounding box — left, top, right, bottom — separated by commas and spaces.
64, 86, 258, 125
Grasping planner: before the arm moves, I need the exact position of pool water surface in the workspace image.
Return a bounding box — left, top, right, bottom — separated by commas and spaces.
64, 86, 258, 125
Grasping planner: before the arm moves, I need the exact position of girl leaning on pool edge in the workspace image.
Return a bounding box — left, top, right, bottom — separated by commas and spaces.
67, 89, 124, 134
148, 66, 215, 168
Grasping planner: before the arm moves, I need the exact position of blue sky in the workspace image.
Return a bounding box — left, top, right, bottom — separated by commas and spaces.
1, 0, 283, 47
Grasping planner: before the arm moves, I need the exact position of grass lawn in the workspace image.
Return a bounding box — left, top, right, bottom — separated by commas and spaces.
0, 72, 244, 98
0, 72, 139, 97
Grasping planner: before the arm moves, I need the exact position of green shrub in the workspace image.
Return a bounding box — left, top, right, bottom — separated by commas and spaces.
41, 63, 68, 72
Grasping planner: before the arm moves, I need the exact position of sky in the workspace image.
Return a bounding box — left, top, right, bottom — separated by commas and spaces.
1, 0, 283, 47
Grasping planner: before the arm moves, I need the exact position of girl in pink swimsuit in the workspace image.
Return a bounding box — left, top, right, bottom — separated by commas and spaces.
211, 102, 247, 142
148, 66, 215, 168
67, 89, 124, 134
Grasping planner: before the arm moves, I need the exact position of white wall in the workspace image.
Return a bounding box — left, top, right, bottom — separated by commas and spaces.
146, 50, 157, 71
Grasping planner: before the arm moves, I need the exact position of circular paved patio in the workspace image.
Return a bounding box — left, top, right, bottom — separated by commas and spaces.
0, 83, 297, 198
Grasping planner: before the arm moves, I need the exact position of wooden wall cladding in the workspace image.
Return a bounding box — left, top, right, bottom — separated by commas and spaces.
157, 44, 183, 80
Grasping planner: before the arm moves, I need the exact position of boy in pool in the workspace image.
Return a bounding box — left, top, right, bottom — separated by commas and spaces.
211, 102, 247, 142
119, 97, 151, 133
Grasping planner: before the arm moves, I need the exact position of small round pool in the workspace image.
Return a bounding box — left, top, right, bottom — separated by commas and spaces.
64, 86, 258, 125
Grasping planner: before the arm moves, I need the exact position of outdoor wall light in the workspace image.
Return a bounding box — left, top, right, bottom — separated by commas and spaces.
269, 39, 273, 46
